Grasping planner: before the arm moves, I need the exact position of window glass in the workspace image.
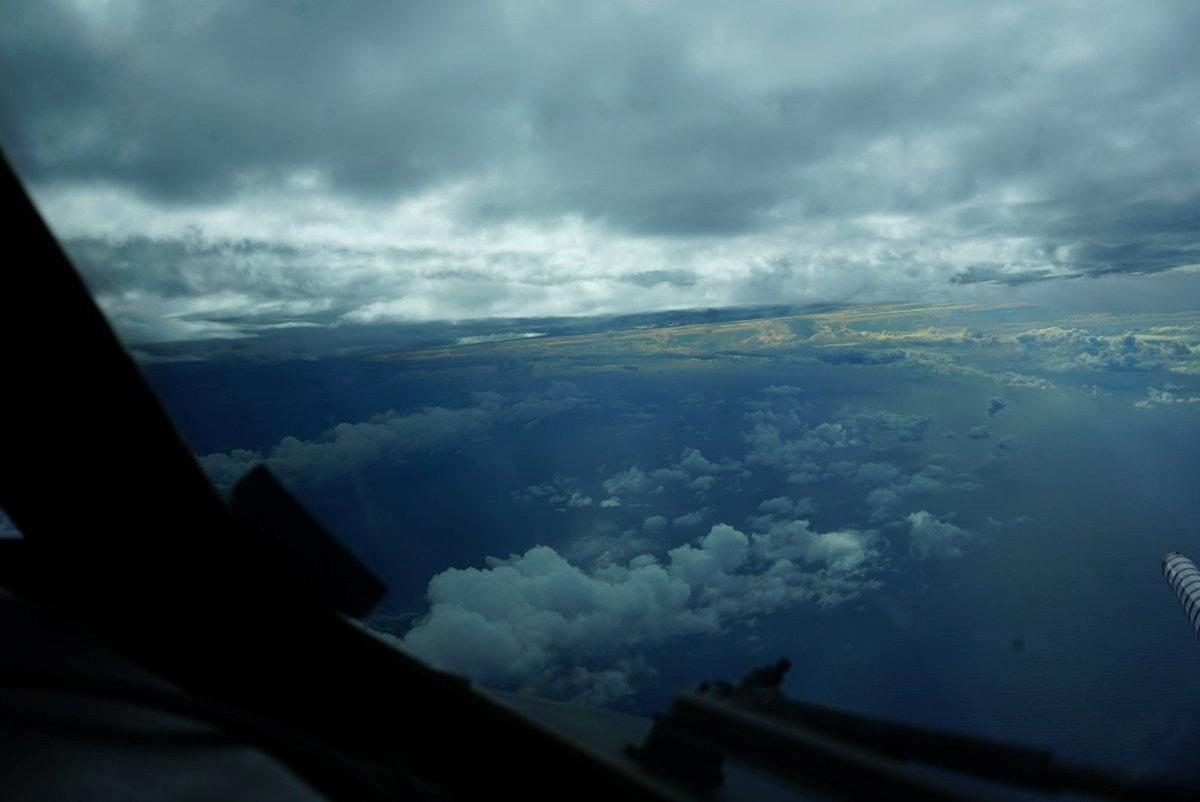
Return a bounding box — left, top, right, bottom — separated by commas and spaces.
3, 1, 1199, 779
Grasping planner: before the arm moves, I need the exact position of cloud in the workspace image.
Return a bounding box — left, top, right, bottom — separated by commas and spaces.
744, 405, 932, 479
601, 466, 685, 497
745, 421, 849, 470
513, 477, 593, 509
675, 447, 745, 493
763, 385, 806, 396
867, 466, 952, 517
5, 2, 1199, 337
199, 382, 584, 488
672, 509, 709, 528
842, 410, 932, 444
907, 511, 973, 559
967, 426, 991, 440
1134, 386, 1200, 409
601, 447, 742, 501
1013, 327, 1200, 374
747, 496, 819, 531
677, 447, 737, 476
642, 515, 668, 532
400, 520, 878, 704
743, 392, 938, 498
986, 397, 1008, 417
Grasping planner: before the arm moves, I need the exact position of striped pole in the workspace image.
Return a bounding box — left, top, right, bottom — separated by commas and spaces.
1163, 552, 1200, 639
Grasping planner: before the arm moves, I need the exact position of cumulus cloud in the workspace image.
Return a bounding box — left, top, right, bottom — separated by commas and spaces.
1134, 386, 1200, 409
1014, 327, 1200, 374
986, 397, 1008, 417
675, 447, 745, 493
967, 426, 991, 440
744, 421, 850, 471
672, 509, 709, 528
677, 447, 742, 477
400, 520, 878, 703
4, 2, 1198, 338
513, 477, 593, 509
846, 411, 933, 444
601, 466, 681, 498
744, 401, 932, 482
199, 382, 584, 487
642, 515, 668, 532
862, 465, 957, 520
601, 447, 742, 501
747, 496, 819, 531
907, 511, 974, 559
763, 385, 806, 396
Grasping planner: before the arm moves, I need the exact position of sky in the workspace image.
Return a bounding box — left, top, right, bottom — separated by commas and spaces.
2, 0, 1199, 342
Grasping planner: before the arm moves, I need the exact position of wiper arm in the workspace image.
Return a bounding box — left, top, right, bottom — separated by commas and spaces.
631, 660, 1199, 801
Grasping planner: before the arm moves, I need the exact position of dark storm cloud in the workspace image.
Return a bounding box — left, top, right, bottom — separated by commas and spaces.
951, 265, 1061, 286
2, 1, 1198, 333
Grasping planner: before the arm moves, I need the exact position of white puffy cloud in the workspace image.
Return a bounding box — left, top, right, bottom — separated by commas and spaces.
746, 496, 819, 531
907, 511, 973, 559
840, 462, 968, 522
514, 477, 594, 509
672, 509, 709, 528
601, 447, 743, 501
601, 466, 681, 497
1134, 385, 1200, 409
400, 519, 878, 704
744, 401, 933, 481
744, 421, 849, 472
677, 447, 741, 476
642, 515, 668, 533
1014, 328, 1200, 375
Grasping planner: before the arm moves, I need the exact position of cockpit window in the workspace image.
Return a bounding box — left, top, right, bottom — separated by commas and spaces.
2, 0, 1199, 781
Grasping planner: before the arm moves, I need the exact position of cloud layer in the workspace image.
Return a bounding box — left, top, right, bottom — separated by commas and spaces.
3, 1, 1198, 339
